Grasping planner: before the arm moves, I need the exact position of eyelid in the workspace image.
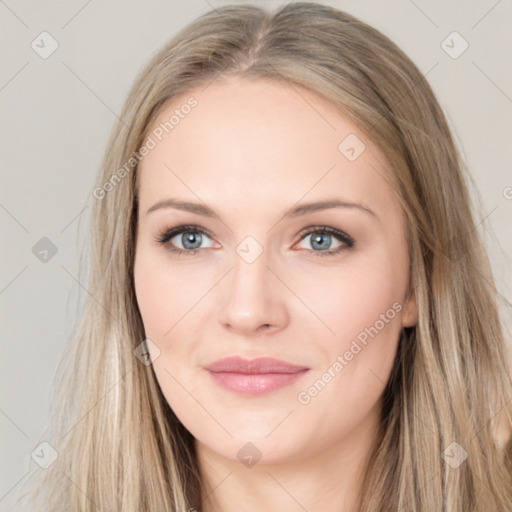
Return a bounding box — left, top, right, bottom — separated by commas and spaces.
153, 224, 214, 249
294, 225, 355, 256
154, 223, 355, 256
296, 225, 355, 245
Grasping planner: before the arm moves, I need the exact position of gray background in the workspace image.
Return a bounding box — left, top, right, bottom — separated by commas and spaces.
1, 0, 511, 508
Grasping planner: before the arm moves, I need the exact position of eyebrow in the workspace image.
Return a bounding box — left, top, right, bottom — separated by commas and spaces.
146, 198, 377, 219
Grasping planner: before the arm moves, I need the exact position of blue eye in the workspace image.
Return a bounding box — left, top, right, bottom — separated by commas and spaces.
154, 225, 214, 256
297, 226, 355, 256
154, 224, 355, 257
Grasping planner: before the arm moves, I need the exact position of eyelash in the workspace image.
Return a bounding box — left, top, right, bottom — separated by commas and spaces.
153, 224, 355, 258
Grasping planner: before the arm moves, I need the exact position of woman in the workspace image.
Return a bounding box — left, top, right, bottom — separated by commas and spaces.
17, 2, 512, 510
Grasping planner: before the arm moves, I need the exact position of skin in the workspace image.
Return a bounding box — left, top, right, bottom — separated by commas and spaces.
134, 75, 418, 512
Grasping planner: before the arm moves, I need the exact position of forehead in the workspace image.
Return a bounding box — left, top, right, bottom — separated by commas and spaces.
137, 76, 400, 220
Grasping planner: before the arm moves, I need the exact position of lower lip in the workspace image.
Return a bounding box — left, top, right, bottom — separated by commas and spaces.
207, 370, 309, 396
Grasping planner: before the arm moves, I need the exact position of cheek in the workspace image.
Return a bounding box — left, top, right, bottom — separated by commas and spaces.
133, 253, 203, 404
133, 248, 219, 409
291, 256, 406, 441
299, 250, 408, 419
133, 249, 205, 339
300, 254, 408, 346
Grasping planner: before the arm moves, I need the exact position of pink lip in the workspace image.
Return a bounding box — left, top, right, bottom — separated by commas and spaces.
204, 357, 309, 396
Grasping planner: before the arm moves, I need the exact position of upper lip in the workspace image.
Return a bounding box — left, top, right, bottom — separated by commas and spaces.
205, 356, 309, 374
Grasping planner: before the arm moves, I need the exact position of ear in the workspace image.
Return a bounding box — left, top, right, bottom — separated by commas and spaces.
401, 287, 418, 327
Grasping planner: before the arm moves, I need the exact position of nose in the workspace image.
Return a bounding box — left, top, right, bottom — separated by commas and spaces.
217, 249, 289, 335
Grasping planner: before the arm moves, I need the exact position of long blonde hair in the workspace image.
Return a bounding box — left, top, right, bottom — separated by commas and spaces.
16, 2, 512, 510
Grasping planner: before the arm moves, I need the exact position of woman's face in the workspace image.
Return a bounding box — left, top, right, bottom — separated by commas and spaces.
134, 76, 417, 465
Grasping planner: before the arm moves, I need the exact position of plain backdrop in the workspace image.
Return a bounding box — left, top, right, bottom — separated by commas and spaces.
1, 0, 511, 508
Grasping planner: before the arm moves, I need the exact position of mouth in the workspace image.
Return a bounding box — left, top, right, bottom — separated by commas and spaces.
204, 356, 310, 396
